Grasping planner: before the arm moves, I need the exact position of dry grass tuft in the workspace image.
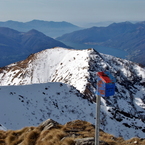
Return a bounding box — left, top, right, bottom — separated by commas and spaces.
61, 137, 75, 145
23, 128, 40, 145
0, 130, 6, 139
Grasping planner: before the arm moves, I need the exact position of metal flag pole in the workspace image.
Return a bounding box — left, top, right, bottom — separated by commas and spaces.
95, 71, 115, 145
95, 95, 101, 145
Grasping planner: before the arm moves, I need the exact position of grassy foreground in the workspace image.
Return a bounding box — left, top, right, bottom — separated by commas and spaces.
0, 120, 145, 145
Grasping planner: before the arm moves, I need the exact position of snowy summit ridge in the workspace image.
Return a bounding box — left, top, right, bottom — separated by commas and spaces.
0, 47, 145, 140
0, 47, 90, 93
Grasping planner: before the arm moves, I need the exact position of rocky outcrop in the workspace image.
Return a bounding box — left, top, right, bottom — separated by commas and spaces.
74, 138, 109, 145
38, 119, 60, 131
75, 137, 95, 145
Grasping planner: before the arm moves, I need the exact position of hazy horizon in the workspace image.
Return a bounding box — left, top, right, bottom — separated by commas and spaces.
0, 0, 145, 27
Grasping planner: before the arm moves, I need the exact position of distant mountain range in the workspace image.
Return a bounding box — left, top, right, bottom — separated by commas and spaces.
0, 27, 67, 67
57, 21, 145, 65
0, 20, 82, 38
0, 47, 145, 139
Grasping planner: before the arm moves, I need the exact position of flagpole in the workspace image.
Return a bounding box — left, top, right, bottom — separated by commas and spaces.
95, 95, 100, 145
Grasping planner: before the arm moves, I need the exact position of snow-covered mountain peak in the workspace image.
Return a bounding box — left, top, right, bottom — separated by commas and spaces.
0, 47, 91, 93
0, 47, 145, 139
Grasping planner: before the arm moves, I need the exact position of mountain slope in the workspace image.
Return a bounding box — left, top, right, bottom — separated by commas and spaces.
56, 22, 136, 43
0, 27, 67, 67
0, 20, 82, 37
0, 47, 145, 139
0, 82, 94, 130
0, 47, 89, 93
57, 21, 145, 65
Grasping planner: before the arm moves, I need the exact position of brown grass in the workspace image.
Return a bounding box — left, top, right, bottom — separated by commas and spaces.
0, 130, 6, 139
61, 137, 75, 145
23, 129, 40, 145
0, 120, 145, 145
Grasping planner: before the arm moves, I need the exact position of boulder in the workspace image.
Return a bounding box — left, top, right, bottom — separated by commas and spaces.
75, 137, 95, 145
38, 118, 60, 131
75, 138, 109, 145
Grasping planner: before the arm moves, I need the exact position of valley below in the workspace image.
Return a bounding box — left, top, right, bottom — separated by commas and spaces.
60, 41, 129, 59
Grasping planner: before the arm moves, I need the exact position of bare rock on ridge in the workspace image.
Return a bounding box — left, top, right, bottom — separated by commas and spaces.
38, 118, 60, 131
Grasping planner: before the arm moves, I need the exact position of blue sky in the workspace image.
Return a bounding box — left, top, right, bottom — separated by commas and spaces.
0, 0, 145, 26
